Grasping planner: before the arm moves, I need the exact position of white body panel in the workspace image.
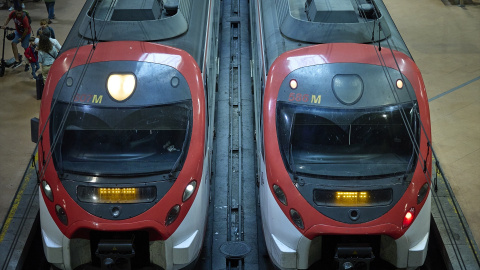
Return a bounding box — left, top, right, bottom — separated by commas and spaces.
258, 160, 312, 270
381, 192, 431, 269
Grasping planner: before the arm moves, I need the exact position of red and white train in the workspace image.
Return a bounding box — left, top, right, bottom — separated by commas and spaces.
31, 0, 219, 269
250, 0, 432, 269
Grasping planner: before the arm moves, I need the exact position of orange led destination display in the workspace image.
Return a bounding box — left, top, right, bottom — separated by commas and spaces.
314, 189, 392, 207
335, 191, 369, 206
77, 186, 156, 204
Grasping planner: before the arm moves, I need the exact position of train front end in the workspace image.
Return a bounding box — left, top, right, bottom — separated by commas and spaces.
36, 41, 209, 270
260, 43, 432, 269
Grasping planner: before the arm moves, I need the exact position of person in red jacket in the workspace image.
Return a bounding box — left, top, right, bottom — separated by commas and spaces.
24, 37, 39, 79
1, 5, 31, 69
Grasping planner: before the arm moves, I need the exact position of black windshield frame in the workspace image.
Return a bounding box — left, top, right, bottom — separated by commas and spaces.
276, 102, 419, 179
50, 101, 193, 177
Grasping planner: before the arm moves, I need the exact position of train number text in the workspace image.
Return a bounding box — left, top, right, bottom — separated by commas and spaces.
74, 94, 103, 104
288, 93, 321, 104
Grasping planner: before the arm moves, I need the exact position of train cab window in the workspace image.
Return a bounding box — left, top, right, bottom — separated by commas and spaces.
50, 101, 192, 176
276, 102, 419, 179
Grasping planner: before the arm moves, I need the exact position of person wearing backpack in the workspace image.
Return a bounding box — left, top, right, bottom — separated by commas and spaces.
37, 31, 58, 80
34, 27, 60, 51
1, 5, 31, 69
24, 37, 39, 79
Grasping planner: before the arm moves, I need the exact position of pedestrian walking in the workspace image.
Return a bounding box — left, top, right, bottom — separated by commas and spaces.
1, 5, 31, 69
24, 37, 39, 79
44, 0, 55, 23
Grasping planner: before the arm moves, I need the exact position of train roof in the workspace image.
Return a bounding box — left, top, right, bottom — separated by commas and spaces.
259, 0, 413, 70
60, 0, 210, 70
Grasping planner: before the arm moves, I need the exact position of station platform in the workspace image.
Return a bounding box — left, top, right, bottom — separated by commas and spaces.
0, 0, 479, 269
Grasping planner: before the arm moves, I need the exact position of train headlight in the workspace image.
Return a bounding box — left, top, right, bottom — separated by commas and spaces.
182, 180, 197, 202
42, 180, 54, 202
272, 184, 287, 206
289, 79, 298, 89
289, 208, 304, 230
55, 205, 68, 226
417, 182, 429, 204
403, 207, 415, 228
165, 205, 180, 226
396, 79, 404, 89
107, 73, 136, 102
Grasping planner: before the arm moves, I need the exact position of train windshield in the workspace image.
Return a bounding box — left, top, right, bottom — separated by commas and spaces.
276, 102, 419, 178
50, 101, 192, 176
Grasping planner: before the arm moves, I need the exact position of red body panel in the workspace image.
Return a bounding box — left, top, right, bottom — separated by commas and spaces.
263, 43, 432, 240
37, 41, 206, 240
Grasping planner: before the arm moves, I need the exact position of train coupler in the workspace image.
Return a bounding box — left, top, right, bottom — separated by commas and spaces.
95, 238, 136, 270
334, 244, 375, 270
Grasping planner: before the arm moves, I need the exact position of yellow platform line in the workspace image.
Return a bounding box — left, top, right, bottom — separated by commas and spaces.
0, 153, 37, 243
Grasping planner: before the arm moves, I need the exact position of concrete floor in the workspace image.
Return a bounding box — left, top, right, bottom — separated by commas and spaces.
0, 0, 84, 227
383, 0, 480, 245
0, 0, 479, 250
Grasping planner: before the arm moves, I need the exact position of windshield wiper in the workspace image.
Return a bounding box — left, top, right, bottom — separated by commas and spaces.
289, 143, 298, 182
403, 105, 419, 180
170, 120, 190, 176
61, 168, 174, 178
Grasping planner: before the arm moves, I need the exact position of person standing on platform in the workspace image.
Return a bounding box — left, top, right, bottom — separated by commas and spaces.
7, 0, 24, 11
24, 37, 39, 79
1, 5, 31, 69
44, 0, 55, 24
37, 30, 59, 80
36, 19, 55, 39
34, 28, 60, 50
